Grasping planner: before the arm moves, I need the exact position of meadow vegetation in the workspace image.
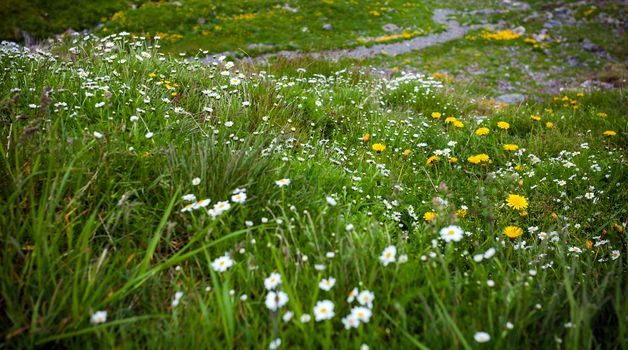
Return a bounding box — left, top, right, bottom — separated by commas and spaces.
0, 1, 626, 349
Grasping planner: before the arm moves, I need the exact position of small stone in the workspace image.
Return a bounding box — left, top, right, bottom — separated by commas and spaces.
495, 93, 526, 105
382, 23, 399, 33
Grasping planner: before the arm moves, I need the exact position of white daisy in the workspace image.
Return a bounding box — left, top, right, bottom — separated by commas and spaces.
439, 225, 464, 242
313, 300, 335, 321
379, 245, 396, 266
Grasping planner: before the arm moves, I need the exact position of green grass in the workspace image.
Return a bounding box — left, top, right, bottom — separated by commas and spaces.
1, 0, 435, 55
0, 33, 626, 349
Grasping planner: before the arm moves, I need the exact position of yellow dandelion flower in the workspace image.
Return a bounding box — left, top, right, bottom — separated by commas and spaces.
448, 156, 458, 164
372, 143, 386, 153
467, 153, 490, 164
515, 164, 525, 171
426, 155, 440, 166
497, 121, 510, 130
506, 194, 528, 210
423, 211, 437, 222
431, 112, 441, 119
456, 208, 467, 218
603, 130, 616, 137
475, 127, 490, 136
453, 120, 464, 128
445, 117, 457, 124
504, 226, 523, 238
531, 115, 541, 121
545, 122, 554, 128
597, 112, 607, 118
503, 144, 519, 151
403, 149, 412, 157
362, 133, 371, 142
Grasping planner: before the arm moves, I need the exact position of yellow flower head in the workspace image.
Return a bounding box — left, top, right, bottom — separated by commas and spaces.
603, 130, 616, 137
475, 127, 490, 136
597, 112, 607, 118
503, 144, 519, 151
497, 121, 510, 130
453, 120, 464, 128
506, 194, 528, 211
504, 226, 523, 238
545, 122, 554, 128
531, 115, 541, 121
423, 211, 437, 222
467, 153, 490, 164
445, 117, 457, 124
362, 133, 371, 142
456, 208, 467, 218
403, 149, 412, 157
431, 112, 441, 119
426, 155, 440, 166
372, 143, 386, 153
448, 156, 458, 164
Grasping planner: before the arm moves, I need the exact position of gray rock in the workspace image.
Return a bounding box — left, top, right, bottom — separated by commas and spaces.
494, 93, 526, 104
543, 19, 561, 28
382, 23, 399, 33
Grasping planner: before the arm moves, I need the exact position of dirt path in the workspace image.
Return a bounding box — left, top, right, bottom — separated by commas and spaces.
202, 9, 496, 64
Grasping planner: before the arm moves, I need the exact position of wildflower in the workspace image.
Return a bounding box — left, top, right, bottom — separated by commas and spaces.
503, 144, 519, 151
603, 130, 616, 136
497, 121, 510, 130
212, 201, 231, 216
467, 154, 490, 164
319, 277, 336, 291
357, 290, 375, 308
265, 291, 289, 311
372, 143, 386, 153
431, 112, 441, 119
230, 77, 241, 86
546, 122, 554, 128
93, 131, 104, 139
192, 177, 201, 186
145, 132, 154, 139
440, 225, 464, 242
269, 338, 281, 350
426, 155, 440, 166
347, 288, 359, 302
275, 178, 291, 187
445, 117, 457, 124
456, 208, 467, 218
597, 112, 607, 117
504, 226, 524, 238
172, 291, 184, 307
506, 194, 528, 211
475, 127, 490, 136
212, 254, 234, 272
424, 211, 437, 221
474, 331, 491, 343
300, 314, 312, 323
345, 224, 355, 231
379, 246, 397, 266
351, 306, 372, 323
264, 272, 282, 290
584, 192, 595, 200
313, 300, 335, 321
342, 315, 360, 329
90, 310, 107, 324
611, 250, 620, 260
231, 192, 247, 203
531, 115, 541, 121
403, 149, 412, 157
326, 196, 337, 206
453, 120, 464, 128
361, 133, 371, 142
449, 156, 458, 164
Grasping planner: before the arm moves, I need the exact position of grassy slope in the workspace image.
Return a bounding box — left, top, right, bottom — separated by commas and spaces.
1, 0, 435, 55
0, 34, 626, 348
